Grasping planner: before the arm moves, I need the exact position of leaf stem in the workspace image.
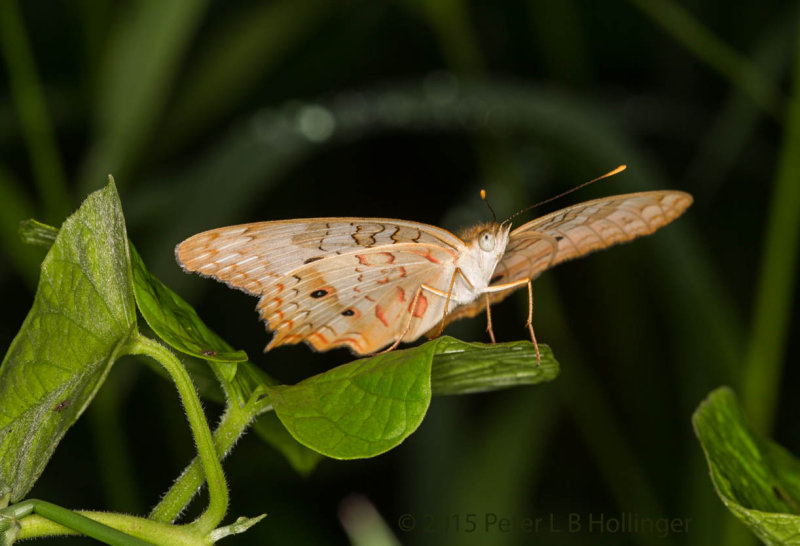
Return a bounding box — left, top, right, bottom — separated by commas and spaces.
2, 500, 153, 546
124, 333, 228, 532
150, 389, 270, 523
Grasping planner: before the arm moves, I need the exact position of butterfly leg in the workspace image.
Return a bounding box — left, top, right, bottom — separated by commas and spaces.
485, 278, 541, 366
373, 284, 438, 355
434, 267, 474, 337
484, 293, 496, 344
524, 279, 540, 367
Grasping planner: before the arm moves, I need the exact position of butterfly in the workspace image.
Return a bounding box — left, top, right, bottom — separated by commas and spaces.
176, 175, 692, 362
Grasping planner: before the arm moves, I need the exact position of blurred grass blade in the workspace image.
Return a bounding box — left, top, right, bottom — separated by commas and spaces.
0, 167, 41, 284
79, 0, 209, 193
160, 0, 332, 151
0, 0, 70, 222
0, 181, 137, 501
740, 23, 800, 434
624, 0, 784, 120
405, 0, 484, 73
685, 13, 795, 198
339, 494, 401, 546
693, 387, 800, 545
527, 0, 589, 83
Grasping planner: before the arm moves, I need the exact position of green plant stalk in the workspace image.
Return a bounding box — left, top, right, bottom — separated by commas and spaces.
0, 0, 71, 222
5, 500, 157, 546
625, 0, 784, 120
150, 389, 269, 523
740, 12, 800, 444
124, 333, 228, 532
16, 511, 201, 546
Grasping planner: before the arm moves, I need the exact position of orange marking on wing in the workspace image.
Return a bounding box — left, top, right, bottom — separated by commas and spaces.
337, 337, 364, 352
310, 332, 329, 347
365, 295, 376, 302
357, 252, 395, 266
412, 249, 440, 264
375, 305, 389, 327
277, 319, 294, 331
396, 286, 406, 302
275, 282, 285, 293
410, 293, 428, 318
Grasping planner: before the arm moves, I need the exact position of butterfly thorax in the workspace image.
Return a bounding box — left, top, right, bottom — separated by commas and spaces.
449, 222, 511, 304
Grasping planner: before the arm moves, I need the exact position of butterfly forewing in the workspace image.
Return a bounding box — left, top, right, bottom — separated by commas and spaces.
177, 219, 466, 354
427, 190, 693, 333
176, 218, 464, 296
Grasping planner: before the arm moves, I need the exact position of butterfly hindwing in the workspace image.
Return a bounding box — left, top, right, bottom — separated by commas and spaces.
257, 243, 457, 354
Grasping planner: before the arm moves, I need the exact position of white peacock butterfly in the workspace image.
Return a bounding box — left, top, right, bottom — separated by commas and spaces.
176, 166, 692, 364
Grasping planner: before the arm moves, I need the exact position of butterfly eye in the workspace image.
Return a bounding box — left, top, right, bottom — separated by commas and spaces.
479, 231, 495, 252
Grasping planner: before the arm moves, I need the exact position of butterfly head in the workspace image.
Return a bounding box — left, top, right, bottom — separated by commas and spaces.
459, 222, 511, 282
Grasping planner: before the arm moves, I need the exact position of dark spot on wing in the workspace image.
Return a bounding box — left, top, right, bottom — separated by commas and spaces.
490, 274, 504, 284
304, 256, 323, 264
341, 309, 355, 316
311, 289, 328, 298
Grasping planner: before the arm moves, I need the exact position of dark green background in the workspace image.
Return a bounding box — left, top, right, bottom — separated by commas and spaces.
1, 1, 798, 544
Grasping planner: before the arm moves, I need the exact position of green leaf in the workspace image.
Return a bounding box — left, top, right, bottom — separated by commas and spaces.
265, 340, 436, 460
693, 387, 800, 545
129, 243, 247, 383
18, 220, 248, 383
430, 338, 558, 395
265, 336, 553, 459
17, 219, 58, 248
251, 413, 323, 476
0, 182, 137, 501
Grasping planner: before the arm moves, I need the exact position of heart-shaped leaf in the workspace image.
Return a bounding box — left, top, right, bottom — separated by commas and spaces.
0, 182, 137, 501
266, 336, 557, 459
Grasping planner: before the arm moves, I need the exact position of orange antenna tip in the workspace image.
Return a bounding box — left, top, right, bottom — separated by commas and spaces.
480, 189, 487, 200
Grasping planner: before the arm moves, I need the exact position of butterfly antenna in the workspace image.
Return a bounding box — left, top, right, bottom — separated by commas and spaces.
503, 164, 627, 225
480, 189, 498, 223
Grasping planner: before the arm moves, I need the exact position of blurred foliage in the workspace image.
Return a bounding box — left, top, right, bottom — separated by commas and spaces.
0, 0, 798, 545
